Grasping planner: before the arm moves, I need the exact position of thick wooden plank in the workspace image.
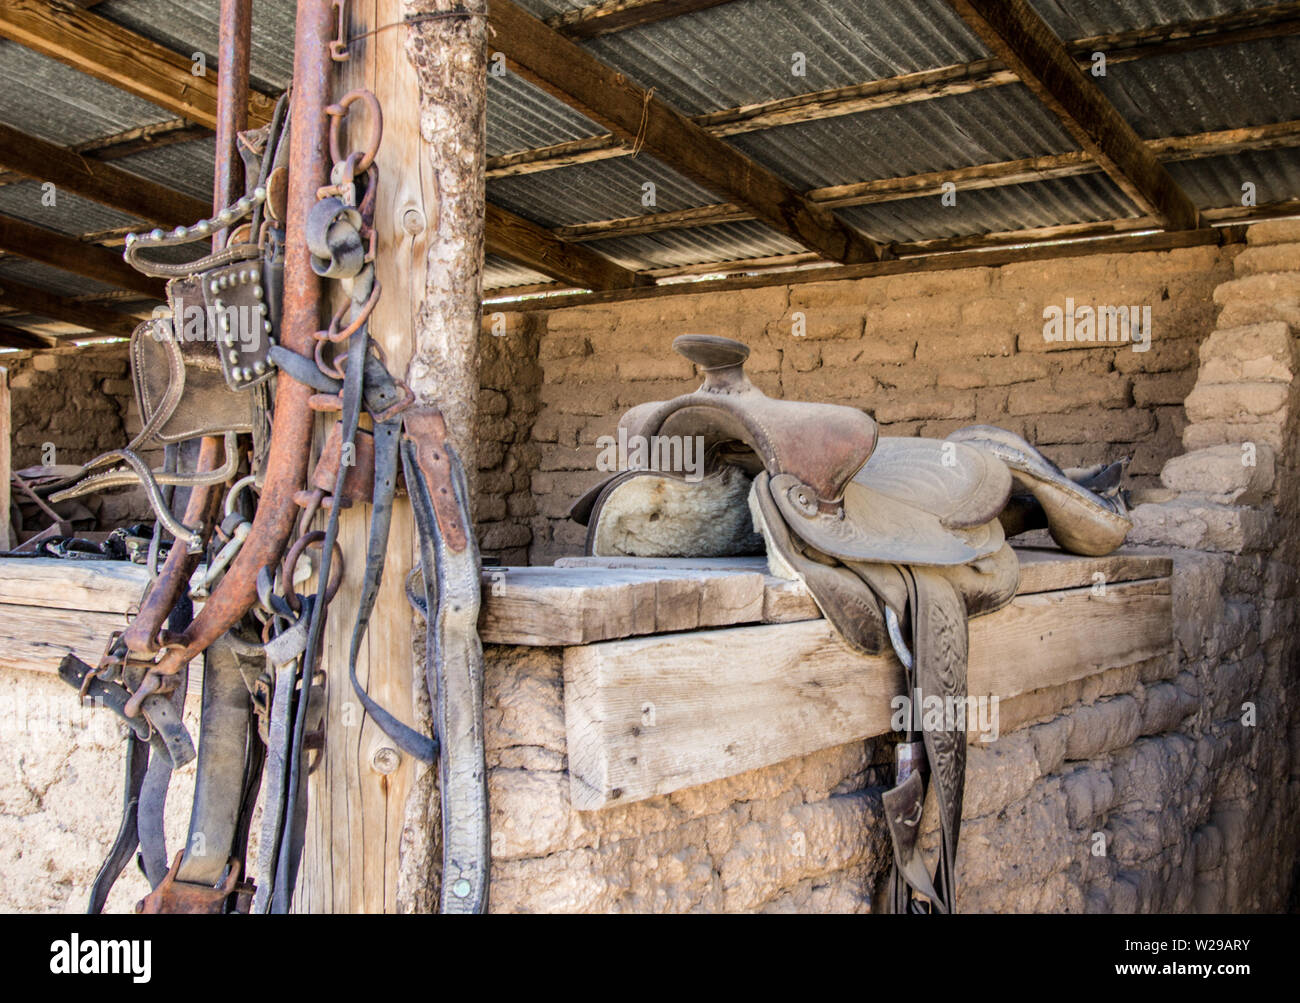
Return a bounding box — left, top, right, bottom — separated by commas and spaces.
564, 578, 1172, 809
548, 0, 737, 39
0, 215, 165, 299
0, 280, 140, 337
0, 602, 126, 675
0, 557, 151, 613
487, 2, 1300, 178
549, 550, 1174, 632
490, 225, 1238, 311
0, 120, 213, 189
0, 322, 53, 350
488, 0, 884, 264
948, 0, 1201, 229
479, 565, 765, 645
0, 0, 274, 130
485, 202, 645, 291
0, 121, 211, 227
0, 374, 8, 551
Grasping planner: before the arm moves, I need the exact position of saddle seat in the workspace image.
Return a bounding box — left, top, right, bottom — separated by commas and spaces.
570, 335, 1133, 914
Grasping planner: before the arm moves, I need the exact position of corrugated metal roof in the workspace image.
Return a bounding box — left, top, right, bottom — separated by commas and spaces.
1096, 35, 1300, 138
728, 85, 1082, 189
1168, 147, 1300, 207
488, 73, 605, 157
0, 256, 121, 298
1028, 0, 1267, 38
489, 154, 725, 227
0, 0, 1295, 306
0, 183, 143, 235
579, 0, 987, 115
483, 255, 555, 291
0, 42, 176, 144
839, 173, 1139, 244
95, 0, 295, 92
114, 138, 217, 203
585, 220, 804, 270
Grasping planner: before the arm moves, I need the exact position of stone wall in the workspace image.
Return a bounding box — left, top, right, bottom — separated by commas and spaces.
1126, 219, 1300, 912
478, 611, 1251, 913
6, 348, 149, 530
3, 327, 545, 549
522, 244, 1236, 564
0, 668, 200, 914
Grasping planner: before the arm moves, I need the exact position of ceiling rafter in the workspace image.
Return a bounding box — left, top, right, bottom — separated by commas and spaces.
0, 121, 210, 227
488, 1, 1300, 179
0, 279, 140, 337
548, 0, 740, 40
0, 0, 276, 130
0, 215, 165, 299
946, 0, 1202, 229
488, 0, 886, 264
485, 202, 649, 290
552, 118, 1300, 242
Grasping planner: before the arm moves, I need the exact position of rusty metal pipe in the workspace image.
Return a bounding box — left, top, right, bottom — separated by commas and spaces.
123, 3, 254, 657
149, 0, 334, 679
213, 0, 252, 250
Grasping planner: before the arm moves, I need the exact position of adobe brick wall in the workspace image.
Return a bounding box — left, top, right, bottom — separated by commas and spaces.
3, 328, 545, 548
520, 244, 1237, 564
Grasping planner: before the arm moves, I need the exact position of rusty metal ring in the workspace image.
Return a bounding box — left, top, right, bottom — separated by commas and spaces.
329, 279, 381, 343
327, 89, 382, 174
282, 531, 345, 607
315, 338, 348, 381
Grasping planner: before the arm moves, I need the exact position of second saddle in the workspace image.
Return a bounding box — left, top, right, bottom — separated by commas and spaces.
571, 335, 1131, 912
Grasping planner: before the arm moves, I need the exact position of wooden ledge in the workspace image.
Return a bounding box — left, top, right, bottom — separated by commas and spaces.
563, 571, 1174, 810
481, 549, 1172, 646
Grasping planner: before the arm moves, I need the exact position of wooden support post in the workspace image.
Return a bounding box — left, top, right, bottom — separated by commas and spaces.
0, 367, 9, 551
300, 0, 487, 914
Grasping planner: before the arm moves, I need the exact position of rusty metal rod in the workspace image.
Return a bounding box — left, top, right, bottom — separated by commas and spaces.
148, 0, 334, 679
123, 1, 254, 657
213, 0, 252, 250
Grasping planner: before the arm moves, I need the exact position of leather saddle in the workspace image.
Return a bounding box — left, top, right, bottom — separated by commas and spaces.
571, 335, 1132, 912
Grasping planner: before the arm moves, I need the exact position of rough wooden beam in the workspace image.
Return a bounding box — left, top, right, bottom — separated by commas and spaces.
0, 121, 211, 226
488, 2, 1300, 179
0, 215, 165, 299
548, 0, 738, 39
489, 0, 884, 263
0, 120, 212, 189
0, 280, 139, 337
0, 322, 53, 351
74, 119, 212, 163
0, 0, 274, 130
564, 577, 1172, 809
488, 226, 1241, 310
556, 119, 1300, 241
948, 0, 1202, 229
486, 202, 646, 290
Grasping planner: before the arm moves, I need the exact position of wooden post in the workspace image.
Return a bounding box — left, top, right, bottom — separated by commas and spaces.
0, 366, 10, 551
300, 0, 487, 913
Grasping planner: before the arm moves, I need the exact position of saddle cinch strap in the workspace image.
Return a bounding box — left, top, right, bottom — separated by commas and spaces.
574, 334, 1132, 913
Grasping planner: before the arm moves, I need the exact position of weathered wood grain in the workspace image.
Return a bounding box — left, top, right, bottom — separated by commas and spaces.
563, 577, 1172, 809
